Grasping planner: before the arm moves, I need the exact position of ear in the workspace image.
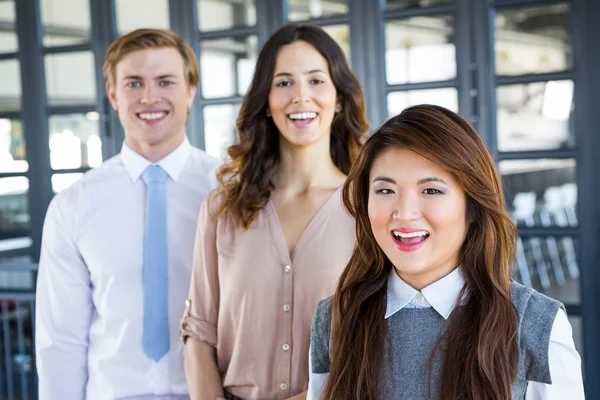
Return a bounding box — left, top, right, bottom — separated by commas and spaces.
186, 85, 198, 109
106, 81, 118, 111
335, 100, 342, 113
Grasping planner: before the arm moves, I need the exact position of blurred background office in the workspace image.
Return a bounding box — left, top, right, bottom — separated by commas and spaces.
0, 0, 598, 398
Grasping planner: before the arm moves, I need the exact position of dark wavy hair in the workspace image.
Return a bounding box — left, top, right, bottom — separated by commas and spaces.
323, 105, 519, 399
214, 24, 369, 228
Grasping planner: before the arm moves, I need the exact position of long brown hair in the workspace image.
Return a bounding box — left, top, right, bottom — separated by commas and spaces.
323, 105, 519, 399
214, 24, 369, 228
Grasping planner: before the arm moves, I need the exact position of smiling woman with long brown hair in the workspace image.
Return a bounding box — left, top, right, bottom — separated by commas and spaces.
180, 23, 369, 400
307, 105, 584, 400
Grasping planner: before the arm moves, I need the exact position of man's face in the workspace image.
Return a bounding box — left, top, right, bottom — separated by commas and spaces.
107, 47, 197, 154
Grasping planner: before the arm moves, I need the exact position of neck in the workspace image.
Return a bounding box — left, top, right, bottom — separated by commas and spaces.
274, 135, 345, 193
125, 132, 185, 163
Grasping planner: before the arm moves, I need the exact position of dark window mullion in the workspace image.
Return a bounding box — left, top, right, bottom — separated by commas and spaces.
51, 167, 92, 175
496, 71, 575, 86
498, 149, 577, 161
200, 95, 245, 106
0, 52, 19, 61
386, 79, 457, 93
47, 105, 97, 115
198, 26, 258, 41
0, 172, 27, 179
493, 0, 567, 11
43, 43, 91, 55
287, 14, 350, 26
384, 4, 454, 21
517, 227, 579, 237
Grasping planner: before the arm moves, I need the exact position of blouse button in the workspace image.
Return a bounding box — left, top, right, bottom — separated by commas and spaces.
282, 343, 290, 351
284, 265, 291, 273
280, 383, 288, 390
185, 299, 191, 307
283, 304, 291, 312
417, 294, 426, 304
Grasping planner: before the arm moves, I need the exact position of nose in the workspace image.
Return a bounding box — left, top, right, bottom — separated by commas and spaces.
140, 84, 160, 104
292, 81, 310, 104
392, 192, 421, 222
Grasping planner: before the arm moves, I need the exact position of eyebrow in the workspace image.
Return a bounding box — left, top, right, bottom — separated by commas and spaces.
274, 69, 327, 78
122, 74, 178, 80
372, 176, 448, 185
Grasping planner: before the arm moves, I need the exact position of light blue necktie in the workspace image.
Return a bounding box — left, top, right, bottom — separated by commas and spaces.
141, 165, 170, 362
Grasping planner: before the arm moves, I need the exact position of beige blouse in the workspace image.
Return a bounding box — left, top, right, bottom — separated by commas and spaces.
180, 187, 355, 399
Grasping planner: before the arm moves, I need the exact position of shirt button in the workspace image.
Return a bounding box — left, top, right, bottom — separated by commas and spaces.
284, 265, 291, 273
280, 383, 288, 390
185, 299, 191, 307
283, 304, 291, 312
282, 343, 290, 351
417, 294, 426, 304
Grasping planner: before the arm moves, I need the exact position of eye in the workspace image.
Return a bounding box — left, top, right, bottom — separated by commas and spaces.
159, 80, 174, 87
375, 188, 395, 195
423, 188, 443, 195
310, 79, 324, 85
276, 80, 292, 87
126, 81, 142, 88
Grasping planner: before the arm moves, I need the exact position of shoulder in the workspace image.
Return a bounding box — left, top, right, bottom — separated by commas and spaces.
313, 296, 334, 328
511, 281, 564, 384
310, 296, 334, 374
50, 155, 124, 211
511, 281, 563, 318
189, 147, 222, 171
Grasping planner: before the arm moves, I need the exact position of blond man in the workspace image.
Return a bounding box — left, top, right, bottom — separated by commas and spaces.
35, 29, 220, 400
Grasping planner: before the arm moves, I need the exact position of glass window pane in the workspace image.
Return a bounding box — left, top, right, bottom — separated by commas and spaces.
289, 0, 348, 21
49, 113, 102, 170
0, 59, 21, 112
116, 0, 170, 35
495, 4, 572, 76
386, 0, 451, 11
0, 0, 18, 53
385, 16, 455, 85
497, 80, 574, 152
387, 88, 457, 117
45, 52, 96, 106
198, 0, 256, 31
52, 173, 84, 193
0, 253, 33, 265
41, 0, 91, 46
512, 234, 580, 304
322, 25, 350, 61
501, 158, 578, 229
0, 177, 29, 251
200, 36, 257, 99
0, 119, 27, 173
203, 104, 240, 159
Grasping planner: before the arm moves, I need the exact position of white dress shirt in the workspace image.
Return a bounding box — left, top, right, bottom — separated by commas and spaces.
35, 138, 221, 400
307, 267, 585, 399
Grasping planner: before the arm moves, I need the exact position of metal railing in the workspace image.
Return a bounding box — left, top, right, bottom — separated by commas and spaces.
0, 292, 37, 400
0, 262, 38, 400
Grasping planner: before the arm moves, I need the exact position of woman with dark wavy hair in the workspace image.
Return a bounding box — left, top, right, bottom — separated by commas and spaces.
307, 105, 583, 400
180, 24, 369, 399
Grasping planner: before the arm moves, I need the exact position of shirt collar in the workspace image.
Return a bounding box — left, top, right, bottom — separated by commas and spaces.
121, 136, 192, 183
385, 267, 465, 320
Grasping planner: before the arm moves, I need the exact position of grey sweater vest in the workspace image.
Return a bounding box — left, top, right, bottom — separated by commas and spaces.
310, 282, 563, 399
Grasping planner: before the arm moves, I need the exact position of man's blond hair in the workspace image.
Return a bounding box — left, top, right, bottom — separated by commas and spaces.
103, 28, 199, 87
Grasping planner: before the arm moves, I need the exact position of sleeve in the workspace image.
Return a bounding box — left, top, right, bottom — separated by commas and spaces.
35, 195, 92, 400
180, 196, 220, 347
525, 309, 585, 400
307, 298, 333, 400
